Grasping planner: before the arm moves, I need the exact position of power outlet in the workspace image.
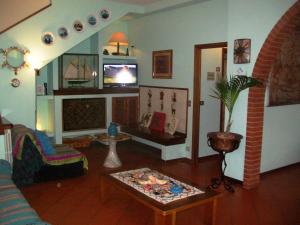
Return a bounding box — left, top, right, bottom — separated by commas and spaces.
186, 146, 190, 152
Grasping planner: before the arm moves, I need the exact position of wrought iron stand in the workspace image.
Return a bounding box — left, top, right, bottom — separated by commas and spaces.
209, 151, 235, 192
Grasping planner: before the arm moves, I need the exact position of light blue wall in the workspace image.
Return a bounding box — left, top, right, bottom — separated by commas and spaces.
0, 0, 142, 128
128, 0, 228, 153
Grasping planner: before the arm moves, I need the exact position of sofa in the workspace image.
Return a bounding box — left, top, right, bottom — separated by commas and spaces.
11, 125, 88, 187
0, 159, 50, 225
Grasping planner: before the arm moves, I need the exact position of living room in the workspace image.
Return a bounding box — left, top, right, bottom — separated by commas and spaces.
0, 0, 300, 225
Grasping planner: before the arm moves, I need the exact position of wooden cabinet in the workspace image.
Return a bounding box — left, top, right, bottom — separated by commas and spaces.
112, 97, 139, 127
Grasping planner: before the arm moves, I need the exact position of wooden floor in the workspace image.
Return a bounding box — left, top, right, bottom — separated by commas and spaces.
21, 141, 300, 225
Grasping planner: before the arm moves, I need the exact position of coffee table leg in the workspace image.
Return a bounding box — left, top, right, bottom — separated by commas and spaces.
103, 139, 122, 168
203, 198, 217, 225
154, 211, 176, 225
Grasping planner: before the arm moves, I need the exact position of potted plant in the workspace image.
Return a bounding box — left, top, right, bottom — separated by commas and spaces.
207, 75, 261, 152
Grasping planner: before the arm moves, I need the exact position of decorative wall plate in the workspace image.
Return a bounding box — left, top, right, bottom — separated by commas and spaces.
87, 15, 98, 26
42, 32, 54, 45
11, 78, 20, 87
99, 8, 111, 21
73, 20, 84, 32
58, 27, 69, 39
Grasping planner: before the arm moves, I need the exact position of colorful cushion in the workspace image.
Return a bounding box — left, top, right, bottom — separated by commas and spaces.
35, 131, 55, 156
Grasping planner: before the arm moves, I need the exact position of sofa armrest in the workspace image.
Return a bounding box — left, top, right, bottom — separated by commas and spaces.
0, 159, 12, 176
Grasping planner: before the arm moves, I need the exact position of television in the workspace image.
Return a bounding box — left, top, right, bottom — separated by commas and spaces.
103, 64, 138, 87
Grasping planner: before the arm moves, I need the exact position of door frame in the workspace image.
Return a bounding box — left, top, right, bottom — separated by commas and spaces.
191, 42, 227, 164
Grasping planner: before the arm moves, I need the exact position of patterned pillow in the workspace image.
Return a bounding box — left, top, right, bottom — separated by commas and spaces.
35, 131, 55, 156
165, 116, 179, 135
140, 112, 153, 128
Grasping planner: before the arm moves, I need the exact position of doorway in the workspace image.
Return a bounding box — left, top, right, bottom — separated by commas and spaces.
192, 42, 227, 163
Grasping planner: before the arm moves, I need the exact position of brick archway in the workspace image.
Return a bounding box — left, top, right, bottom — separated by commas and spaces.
243, 1, 300, 189
243, 0, 300, 189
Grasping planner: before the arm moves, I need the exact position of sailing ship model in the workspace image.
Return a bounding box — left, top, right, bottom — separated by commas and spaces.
64, 56, 95, 87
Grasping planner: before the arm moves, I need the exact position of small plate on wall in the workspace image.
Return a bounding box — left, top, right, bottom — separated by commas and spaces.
73, 20, 84, 32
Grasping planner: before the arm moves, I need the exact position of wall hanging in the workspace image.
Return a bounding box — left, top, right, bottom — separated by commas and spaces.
42, 32, 54, 45
58, 27, 69, 39
11, 78, 20, 87
73, 20, 84, 32
87, 15, 98, 26
100, 8, 111, 21
234, 39, 251, 64
0, 46, 30, 74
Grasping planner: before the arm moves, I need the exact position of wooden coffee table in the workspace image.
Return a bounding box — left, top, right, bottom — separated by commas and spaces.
100, 169, 221, 225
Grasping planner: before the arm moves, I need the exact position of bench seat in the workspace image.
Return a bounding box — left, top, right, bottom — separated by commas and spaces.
121, 126, 187, 160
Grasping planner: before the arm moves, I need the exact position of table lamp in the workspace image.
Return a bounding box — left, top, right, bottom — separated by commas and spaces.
108, 32, 128, 55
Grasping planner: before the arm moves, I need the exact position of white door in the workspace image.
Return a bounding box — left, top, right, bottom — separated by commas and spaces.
198, 48, 223, 157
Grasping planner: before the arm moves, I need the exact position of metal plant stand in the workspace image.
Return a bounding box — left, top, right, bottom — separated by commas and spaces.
209, 151, 235, 192
207, 132, 243, 193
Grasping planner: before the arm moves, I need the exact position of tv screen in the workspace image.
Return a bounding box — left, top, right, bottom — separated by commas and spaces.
103, 64, 138, 87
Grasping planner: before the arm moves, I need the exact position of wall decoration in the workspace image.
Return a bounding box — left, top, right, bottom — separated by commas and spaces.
57, 27, 69, 39
73, 20, 84, 32
139, 86, 188, 134
152, 50, 173, 79
87, 15, 98, 26
99, 8, 111, 21
0, 46, 30, 74
11, 78, 20, 87
234, 39, 251, 64
160, 91, 164, 111
42, 32, 54, 45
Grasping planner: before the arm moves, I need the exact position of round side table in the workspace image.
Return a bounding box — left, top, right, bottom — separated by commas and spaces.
94, 133, 130, 168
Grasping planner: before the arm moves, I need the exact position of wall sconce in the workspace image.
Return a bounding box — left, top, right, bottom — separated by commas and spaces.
108, 32, 128, 55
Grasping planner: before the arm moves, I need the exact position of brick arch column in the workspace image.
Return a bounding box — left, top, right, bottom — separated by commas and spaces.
243, 1, 300, 189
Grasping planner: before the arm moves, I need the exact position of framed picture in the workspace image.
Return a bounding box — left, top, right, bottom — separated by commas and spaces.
234, 39, 251, 64
152, 50, 173, 79
73, 20, 84, 32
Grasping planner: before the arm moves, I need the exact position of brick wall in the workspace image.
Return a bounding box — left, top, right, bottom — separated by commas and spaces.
243, 1, 300, 189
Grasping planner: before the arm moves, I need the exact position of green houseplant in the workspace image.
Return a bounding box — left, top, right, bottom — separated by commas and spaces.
207, 75, 261, 152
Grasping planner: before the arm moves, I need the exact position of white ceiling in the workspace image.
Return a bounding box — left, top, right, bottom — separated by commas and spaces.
110, 0, 163, 5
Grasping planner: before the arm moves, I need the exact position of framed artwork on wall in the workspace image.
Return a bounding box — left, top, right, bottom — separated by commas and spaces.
234, 39, 251, 64
152, 49, 173, 79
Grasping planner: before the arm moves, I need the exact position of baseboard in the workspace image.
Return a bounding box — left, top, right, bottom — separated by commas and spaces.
261, 162, 300, 177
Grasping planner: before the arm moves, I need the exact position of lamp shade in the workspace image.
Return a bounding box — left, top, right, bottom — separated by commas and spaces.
108, 32, 128, 46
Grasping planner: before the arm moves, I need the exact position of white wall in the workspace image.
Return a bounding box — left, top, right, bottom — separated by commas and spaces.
261, 104, 300, 172
225, 0, 297, 180
128, 0, 228, 156
199, 48, 222, 157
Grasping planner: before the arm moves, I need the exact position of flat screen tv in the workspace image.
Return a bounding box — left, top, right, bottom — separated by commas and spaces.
103, 64, 138, 87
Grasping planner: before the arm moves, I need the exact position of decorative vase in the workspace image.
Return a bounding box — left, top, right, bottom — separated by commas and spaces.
108, 122, 118, 137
